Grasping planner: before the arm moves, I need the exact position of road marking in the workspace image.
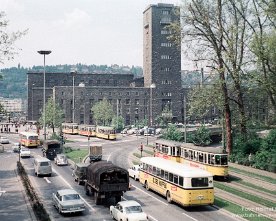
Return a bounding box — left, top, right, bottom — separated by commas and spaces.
106, 154, 111, 161
131, 184, 168, 206
182, 212, 198, 221
52, 168, 96, 212
44, 177, 51, 184
0, 190, 6, 197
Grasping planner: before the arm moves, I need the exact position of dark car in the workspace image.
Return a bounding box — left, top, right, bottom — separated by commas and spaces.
72, 163, 90, 185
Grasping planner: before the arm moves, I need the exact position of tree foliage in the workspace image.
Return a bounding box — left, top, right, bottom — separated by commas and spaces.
162, 124, 183, 142
191, 125, 212, 146
155, 104, 172, 128
91, 98, 115, 126
111, 116, 125, 131
39, 97, 64, 134
0, 12, 27, 65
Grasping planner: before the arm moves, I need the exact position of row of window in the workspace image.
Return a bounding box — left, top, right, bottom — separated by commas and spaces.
161, 80, 172, 84
161, 55, 172, 60
161, 42, 172, 47
141, 162, 209, 187
61, 91, 144, 96
161, 30, 172, 35
180, 148, 228, 165
162, 92, 172, 97
160, 67, 171, 72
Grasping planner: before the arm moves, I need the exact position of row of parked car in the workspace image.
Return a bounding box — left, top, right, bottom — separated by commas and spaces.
121, 127, 162, 136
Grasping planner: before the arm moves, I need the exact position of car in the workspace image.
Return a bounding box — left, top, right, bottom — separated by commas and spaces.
12, 142, 21, 153
127, 165, 140, 181
127, 128, 138, 135
110, 200, 148, 221
0, 136, 9, 144
52, 189, 85, 214
121, 128, 128, 134
20, 148, 31, 158
54, 154, 68, 166
155, 128, 162, 135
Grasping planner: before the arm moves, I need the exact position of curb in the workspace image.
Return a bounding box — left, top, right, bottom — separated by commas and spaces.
15, 168, 38, 221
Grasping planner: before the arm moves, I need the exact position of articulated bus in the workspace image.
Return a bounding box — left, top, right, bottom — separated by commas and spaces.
96, 126, 116, 140
139, 157, 214, 207
62, 123, 79, 135
154, 139, 228, 179
78, 125, 96, 137
19, 132, 40, 147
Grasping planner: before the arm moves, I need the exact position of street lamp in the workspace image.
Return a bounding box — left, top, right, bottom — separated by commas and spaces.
71, 70, 77, 123
37, 50, 51, 141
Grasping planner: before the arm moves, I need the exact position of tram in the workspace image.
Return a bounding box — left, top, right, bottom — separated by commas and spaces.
61, 123, 79, 134
78, 125, 96, 137
154, 139, 228, 179
95, 126, 116, 140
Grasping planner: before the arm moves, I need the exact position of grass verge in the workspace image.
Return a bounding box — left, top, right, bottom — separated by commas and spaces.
17, 161, 51, 221
229, 166, 276, 184
214, 182, 275, 208
215, 197, 273, 221
65, 148, 89, 163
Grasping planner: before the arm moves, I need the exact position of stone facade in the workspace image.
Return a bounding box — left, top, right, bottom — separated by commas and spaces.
27, 3, 185, 125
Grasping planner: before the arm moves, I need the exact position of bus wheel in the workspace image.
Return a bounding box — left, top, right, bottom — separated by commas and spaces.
145, 181, 150, 191
166, 191, 172, 203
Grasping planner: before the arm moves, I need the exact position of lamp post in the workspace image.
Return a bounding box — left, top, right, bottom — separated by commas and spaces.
71, 70, 77, 123
37, 50, 51, 141
31, 83, 35, 121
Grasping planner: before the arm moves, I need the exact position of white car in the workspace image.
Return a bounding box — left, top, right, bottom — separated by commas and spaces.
54, 154, 68, 166
12, 142, 21, 153
128, 165, 140, 181
0, 136, 9, 144
110, 200, 148, 221
20, 148, 31, 158
127, 128, 138, 135
52, 189, 85, 214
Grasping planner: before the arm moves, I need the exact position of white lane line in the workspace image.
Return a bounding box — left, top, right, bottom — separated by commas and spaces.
52, 168, 96, 212
106, 154, 111, 161
182, 212, 198, 221
122, 196, 159, 221
131, 184, 168, 206
44, 177, 51, 184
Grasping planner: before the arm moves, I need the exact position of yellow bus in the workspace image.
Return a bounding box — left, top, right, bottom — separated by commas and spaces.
154, 139, 228, 179
61, 123, 79, 135
139, 157, 214, 207
19, 132, 40, 147
78, 125, 96, 137
96, 126, 116, 140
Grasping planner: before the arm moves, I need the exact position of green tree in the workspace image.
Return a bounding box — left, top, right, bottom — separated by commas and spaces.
162, 124, 183, 142
0, 12, 27, 65
111, 116, 125, 131
91, 98, 115, 126
39, 97, 64, 134
155, 105, 172, 128
192, 125, 212, 146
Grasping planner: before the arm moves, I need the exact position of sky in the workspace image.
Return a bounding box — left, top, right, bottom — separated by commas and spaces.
1, 0, 186, 69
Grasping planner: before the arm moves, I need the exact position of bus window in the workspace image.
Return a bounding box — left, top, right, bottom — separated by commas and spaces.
189, 150, 193, 160
156, 168, 161, 176
172, 146, 175, 155
169, 173, 173, 182
215, 155, 221, 165
173, 175, 178, 184
176, 147, 180, 156
179, 176, 183, 186
148, 165, 153, 173
221, 155, 228, 165
199, 152, 204, 162
204, 153, 207, 164
160, 169, 164, 178
164, 171, 168, 180
191, 177, 209, 187
184, 149, 188, 158
153, 166, 157, 175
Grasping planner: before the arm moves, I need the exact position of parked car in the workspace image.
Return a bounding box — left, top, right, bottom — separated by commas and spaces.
0, 136, 9, 144
12, 142, 21, 153
20, 148, 31, 158
121, 128, 128, 134
144, 128, 155, 136
110, 200, 148, 221
127, 165, 140, 181
127, 128, 138, 135
54, 154, 68, 166
155, 128, 162, 135
52, 189, 85, 214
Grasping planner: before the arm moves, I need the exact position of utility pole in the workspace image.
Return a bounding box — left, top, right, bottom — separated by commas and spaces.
184, 94, 187, 143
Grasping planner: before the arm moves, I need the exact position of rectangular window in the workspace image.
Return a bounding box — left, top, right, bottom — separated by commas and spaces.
160, 170, 164, 178
179, 177, 184, 186
135, 99, 139, 105
162, 10, 170, 15
135, 108, 138, 114
173, 175, 178, 184
126, 99, 130, 105
169, 173, 173, 182
164, 171, 168, 180
191, 178, 209, 187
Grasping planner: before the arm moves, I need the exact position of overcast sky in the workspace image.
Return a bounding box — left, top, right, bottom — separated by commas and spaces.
1, 0, 187, 69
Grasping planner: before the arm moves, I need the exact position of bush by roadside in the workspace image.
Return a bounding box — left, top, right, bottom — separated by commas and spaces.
17, 161, 51, 221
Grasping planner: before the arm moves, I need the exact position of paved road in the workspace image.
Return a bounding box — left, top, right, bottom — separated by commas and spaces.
0, 132, 243, 221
